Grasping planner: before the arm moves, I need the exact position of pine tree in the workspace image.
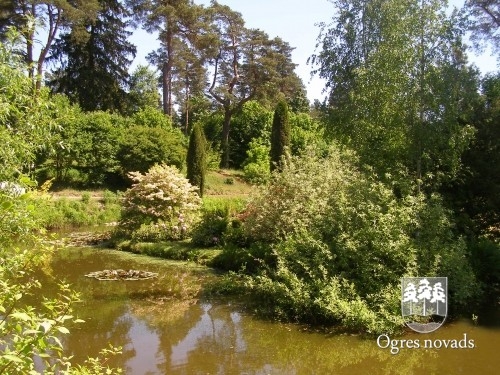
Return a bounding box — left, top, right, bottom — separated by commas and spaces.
47, 0, 136, 113
270, 100, 290, 172
186, 123, 206, 197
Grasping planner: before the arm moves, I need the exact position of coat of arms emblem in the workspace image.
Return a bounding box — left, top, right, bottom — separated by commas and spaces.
401, 277, 447, 333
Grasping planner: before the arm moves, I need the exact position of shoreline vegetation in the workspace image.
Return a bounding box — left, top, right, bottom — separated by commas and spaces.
2, 2, 500, 369
40, 164, 499, 337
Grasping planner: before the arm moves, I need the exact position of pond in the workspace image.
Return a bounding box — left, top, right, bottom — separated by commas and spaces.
37, 246, 499, 374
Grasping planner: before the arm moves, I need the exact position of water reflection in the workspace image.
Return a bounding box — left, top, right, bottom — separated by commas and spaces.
38, 248, 500, 374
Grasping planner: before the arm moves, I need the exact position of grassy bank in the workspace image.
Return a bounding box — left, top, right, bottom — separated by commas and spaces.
110, 169, 252, 264
31, 169, 252, 231
31, 189, 122, 229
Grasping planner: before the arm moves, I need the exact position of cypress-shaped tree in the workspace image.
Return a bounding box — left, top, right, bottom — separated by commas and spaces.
186, 123, 207, 196
270, 100, 290, 172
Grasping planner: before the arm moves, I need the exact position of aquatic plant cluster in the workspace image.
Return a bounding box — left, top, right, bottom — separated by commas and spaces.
85, 269, 158, 280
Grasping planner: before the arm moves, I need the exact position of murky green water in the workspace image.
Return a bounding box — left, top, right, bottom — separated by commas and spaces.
36, 247, 500, 374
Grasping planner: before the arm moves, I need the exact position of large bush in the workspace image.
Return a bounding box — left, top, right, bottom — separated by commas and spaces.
117, 164, 202, 241
242, 138, 271, 184
237, 146, 479, 334
230, 101, 272, 168
117, 125, 186, 175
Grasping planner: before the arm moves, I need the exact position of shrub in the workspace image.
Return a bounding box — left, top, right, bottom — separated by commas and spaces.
229, 101, 273, 168
31, 195, 121, 229
468, 239, 500, 294
131, 105, 172, 129
210, 242, 275, 273
117, 125, 186, 176
242, 138, 271, 184
191, 208, 229, 247
191, 197, 248, 248
72, 111, 123, 187
117, 164, 202, 241
238, 145, 479, 334
0, 33, 120, 373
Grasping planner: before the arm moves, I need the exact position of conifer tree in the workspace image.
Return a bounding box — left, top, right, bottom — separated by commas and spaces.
47, 0, 135, 113
186, 123, 206, 196
270, 100, 290, 172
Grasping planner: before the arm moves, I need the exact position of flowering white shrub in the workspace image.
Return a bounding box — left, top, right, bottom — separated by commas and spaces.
118, 164, 202, 241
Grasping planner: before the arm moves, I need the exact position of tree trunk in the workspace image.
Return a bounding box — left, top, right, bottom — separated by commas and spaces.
162, 23, 174, 117
162, 61, 169, 115
220, 108, 232, 169
25, 4, 36, 82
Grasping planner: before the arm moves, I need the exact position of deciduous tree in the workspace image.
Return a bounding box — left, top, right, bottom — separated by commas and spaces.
128, 64, 161, 112
311, 0, 477, 190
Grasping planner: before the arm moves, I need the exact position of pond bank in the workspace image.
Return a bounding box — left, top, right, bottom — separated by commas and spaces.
39, 246, 500, 374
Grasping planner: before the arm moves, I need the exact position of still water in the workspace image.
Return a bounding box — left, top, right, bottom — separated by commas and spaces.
38, 247, 499, 374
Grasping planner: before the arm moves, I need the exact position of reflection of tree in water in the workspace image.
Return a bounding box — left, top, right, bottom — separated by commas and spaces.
34, 246, 208, 371
165, 303, 247, 375
144, 301, 439, 375
61, 302, 136, 368
129, 298, 204, 373
37, 247, 449, 373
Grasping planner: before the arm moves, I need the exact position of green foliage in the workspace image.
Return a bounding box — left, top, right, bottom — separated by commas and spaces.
37, 105, 186, 189
312, 0, 477, 189
47, 0, 136, 114
186, 124, 207, 196
238, 146, 479, 333
210, 242, 274, 274
0, 34, 56, 180
191, 208, 229, 247
289, 112, 328, 156
31, 192, 121, 229
73, 111, 123, 186
117, 164, 202, 241
242, 138, 271, 184
117, 125, 186, 176
117, 240, 191, 260
34, 94, 83, 184
128, 65, 161, 112
37, 110, 125, 187
0, 186, 121, 373
1, 33, 121, 373
270, 100, 290, 172
446, 72, 500, 239
468, 239, 500, 294
131, 106, 172, 129
229, 101, 273, 168
191, 197, 247, 248
465, 0, 500, 57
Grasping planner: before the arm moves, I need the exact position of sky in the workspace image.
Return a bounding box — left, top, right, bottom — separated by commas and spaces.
129, 0, 498, 102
